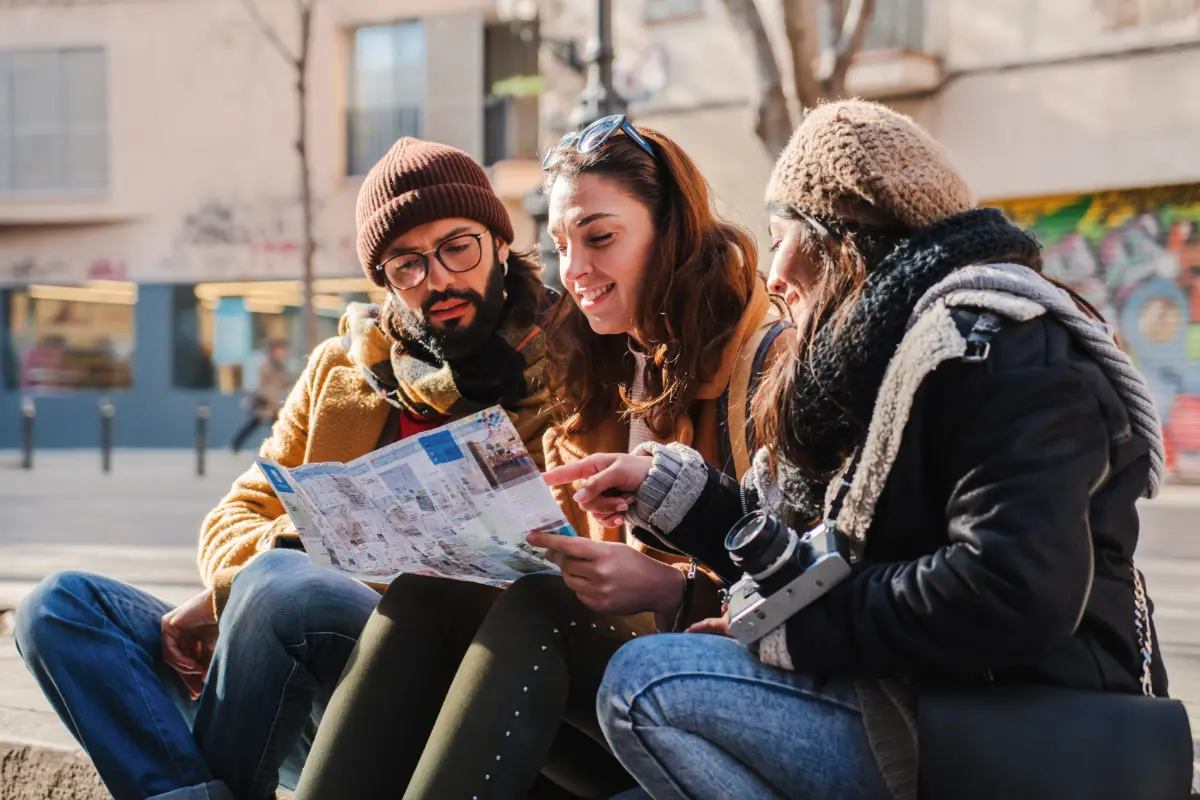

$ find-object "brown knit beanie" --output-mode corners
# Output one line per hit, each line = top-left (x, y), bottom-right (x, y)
(356, 137), (514, 285)
(764, 99), (973, 230)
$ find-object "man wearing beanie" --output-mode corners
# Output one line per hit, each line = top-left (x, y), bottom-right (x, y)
(15, 138), (557, 800)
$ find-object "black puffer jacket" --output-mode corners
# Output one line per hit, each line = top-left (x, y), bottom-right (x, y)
(658, 308), (1168, 696)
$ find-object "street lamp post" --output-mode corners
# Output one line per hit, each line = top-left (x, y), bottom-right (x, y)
(528, 0), (626, 293)
(571, 0), (626, 127)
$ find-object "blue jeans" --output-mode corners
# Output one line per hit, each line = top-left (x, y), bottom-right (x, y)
(596, 634), (892, 800)
(14, 549), (380, 800)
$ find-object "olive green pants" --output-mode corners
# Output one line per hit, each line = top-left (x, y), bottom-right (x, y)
(293, 572), (653, 799)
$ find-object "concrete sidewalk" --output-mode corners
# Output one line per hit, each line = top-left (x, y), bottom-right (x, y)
(1, 450), (1197, 796)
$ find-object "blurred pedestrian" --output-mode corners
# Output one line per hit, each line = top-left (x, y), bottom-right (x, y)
(231, 338), (290, 454)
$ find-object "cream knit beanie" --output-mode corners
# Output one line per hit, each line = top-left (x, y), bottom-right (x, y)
(765, 99), (974, 229)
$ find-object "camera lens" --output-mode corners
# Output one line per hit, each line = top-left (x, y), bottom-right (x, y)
(725, 511), (807, 596)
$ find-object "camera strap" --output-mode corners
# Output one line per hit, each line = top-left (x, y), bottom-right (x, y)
(826, 447), (864, 528)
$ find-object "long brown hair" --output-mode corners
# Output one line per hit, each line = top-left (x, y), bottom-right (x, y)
(753, 206), (905, 472)
(543, 125), (759, 436)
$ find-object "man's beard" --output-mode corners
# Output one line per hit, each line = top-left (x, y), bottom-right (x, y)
(392, 262), (507, 361)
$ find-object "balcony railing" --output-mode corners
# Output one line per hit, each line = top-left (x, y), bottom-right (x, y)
(347, 106), (421, 176)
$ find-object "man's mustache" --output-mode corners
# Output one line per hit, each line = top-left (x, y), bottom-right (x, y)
(422, 288), (482, 316)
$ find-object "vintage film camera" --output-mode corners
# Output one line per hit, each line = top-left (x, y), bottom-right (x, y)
(724, 511), (852, 646)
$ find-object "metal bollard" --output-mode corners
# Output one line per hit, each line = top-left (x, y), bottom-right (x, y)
(196, 404), (210, 477)
(99, 399), (115, 473)
(20, 397), (35, 470)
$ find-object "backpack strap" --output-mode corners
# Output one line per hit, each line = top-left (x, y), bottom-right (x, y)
(720, 313), (793, 480)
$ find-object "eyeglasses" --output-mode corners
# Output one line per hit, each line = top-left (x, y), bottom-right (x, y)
(541, 114), (655, 170)
(374, 231), (486, 291)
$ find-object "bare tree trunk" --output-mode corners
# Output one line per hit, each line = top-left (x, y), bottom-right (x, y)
(296, 1), (317, 357)
(824, 0), (876, 98)
(782, 0), (824, 110)
(239, 0), (319, 356)
(718, 0), (794, 155)
(721, 0), (879, 153)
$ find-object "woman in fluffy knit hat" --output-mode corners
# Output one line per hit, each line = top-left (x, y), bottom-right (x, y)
(548, 100), (1171, 799)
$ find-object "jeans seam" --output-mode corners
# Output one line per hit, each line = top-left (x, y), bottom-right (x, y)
(245, 632), (359, 795)
(248, 659), (303, 796)
(627, 670), (862, 716)
(295, 631), (361, 643)
(120, 635), (199, 789)
(618, 719), (694, 800)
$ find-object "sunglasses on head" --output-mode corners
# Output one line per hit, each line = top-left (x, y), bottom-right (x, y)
(541, 114), (656, 170)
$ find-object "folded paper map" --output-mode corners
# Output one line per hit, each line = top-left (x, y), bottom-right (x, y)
(257, 406), (574, 585)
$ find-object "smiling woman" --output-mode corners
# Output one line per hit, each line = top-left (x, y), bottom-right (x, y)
(542, 121), (764, 439)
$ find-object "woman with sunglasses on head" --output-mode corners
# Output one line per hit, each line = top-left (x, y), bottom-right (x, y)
(293, 117), (792, 800)
(551, 101), (1173, 800)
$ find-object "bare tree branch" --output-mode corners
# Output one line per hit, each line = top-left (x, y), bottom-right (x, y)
(237, 0), (318, 354)
(295, 0), (318, 354)
(833, 0), (874, 57)
(825, 0), (875, 96)
(781, 0), (823, 111)
(828, 0), (846, 25)
(240, 0), (300, 67)
(718, 0), (794, 155)
(720, 0), (878, 154)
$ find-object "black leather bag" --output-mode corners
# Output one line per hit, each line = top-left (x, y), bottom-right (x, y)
(919, 684), (1193, 799)
(918, 567), (1195, 800)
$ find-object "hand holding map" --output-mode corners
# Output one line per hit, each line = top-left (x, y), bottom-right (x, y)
(257, 406), (574, 585)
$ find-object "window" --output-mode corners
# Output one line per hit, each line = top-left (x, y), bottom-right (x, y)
(347, 21), (426, 176)
(172, 279), (387, 391)
(644, 0), (703, 23)
(862, 0), (926, 52)
(4, 282), (135, 391)
(0, 47), (108, 194)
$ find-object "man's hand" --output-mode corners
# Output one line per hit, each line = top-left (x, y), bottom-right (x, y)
(526, 532), (684, 618)
(161, 588), (219, 701)
(542, 453), (653, 528)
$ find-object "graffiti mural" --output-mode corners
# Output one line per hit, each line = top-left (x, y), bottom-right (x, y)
(997, 183), (1200, 479)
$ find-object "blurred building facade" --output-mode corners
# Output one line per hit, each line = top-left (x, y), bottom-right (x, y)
(4, 0), (1200, 466)
(535, 0), (1200, 480)
(0, 0), (540, 447)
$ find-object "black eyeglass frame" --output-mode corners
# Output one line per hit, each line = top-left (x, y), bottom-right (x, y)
(373, 231), (488, 291)
(541, 114), (656, 170)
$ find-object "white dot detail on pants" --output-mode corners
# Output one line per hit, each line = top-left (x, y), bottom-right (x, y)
(553, 628), (559, 634)
(570, 621), (576, 627)
(541, 645), (547, 650)
(496, 755), (502, 761)
(506, 731), (511, 737)
(523, 686), (528, 692)
(515, 710), (520, 717)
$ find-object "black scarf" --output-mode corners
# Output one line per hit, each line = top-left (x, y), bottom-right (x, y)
(774, 208), (1042, 522)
